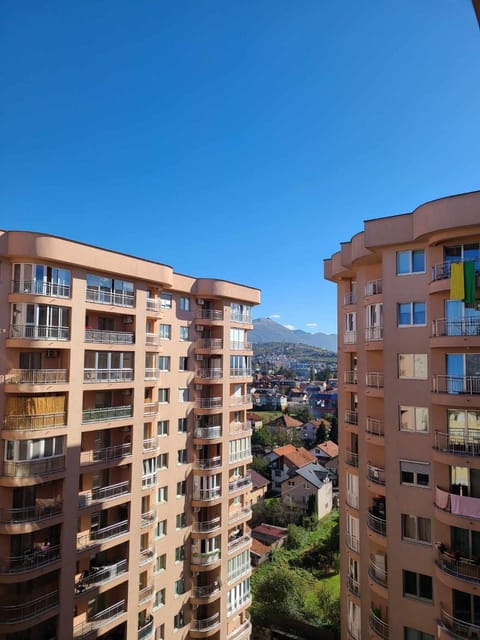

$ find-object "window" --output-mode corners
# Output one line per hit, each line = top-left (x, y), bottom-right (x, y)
(397, 250), (425, 274)
(160, 293), (172, 308)
(403, 570), (432, 601)
(179, 297), (190, 311)
(155, 554), (166, 573)
(86, 274), (134, 306)
(175, 545), (184, 562)
(13, 263), (71, 297)
(179, 325), (189, 341)
(174, 611), (185, 629)
(401, 514), (431, 543)
(158, 356), (170, 371)
(178, 387), (189, 403)
(398, 302), (426, 326)
(177, 449), (187, 464)
(176, 481), (186, 497)
(157, 486), (168, 503)
(159, 324), (171, 340)
(400, 461), (430, 487)
(5, 436), (64, 461)
(175, 578), (185, 595)
(179, 356), (188, 371)
(176, 513), (186, 529)
(177, 418), (187, 433)
(398, 354), (428, 379)
(155, 520), (167, 538)
(154, 588), (165, 608)
(157, 453), (168, 469)
(231, 302), (252, 323)
(157, 624), (165, 640)
(404, 629), (434, 640)
(157, 420), (169, 436)
(400, 406), (429, 432)
(158, 388), (170, 404)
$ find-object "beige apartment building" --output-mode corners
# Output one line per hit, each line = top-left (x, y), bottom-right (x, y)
(0, 230), (259, 640)
(324, 191), (480, 640)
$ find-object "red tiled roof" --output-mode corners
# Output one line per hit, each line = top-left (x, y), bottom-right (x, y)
(315, 441), (339, 458)
(273, 444), (316, 468)
(252, 523), (288, 540)
(248, 469), (269, 488)
(250, 538), (271, 557)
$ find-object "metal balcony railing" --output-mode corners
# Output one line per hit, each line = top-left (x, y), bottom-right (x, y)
(346, 532), (360, 553)
(9, 324), (69, 340)
(191, 612), (220, 631)
(146, 298), (163, 312)
(73, 600), (127, 638)
(86, 287), (134, 307)
(432, 259), (480, 281)
(140, 511), (156, 527)
(345, 450), (359, 467)
(365, 279), (382, 296)
(191, 581), (221, 598)
(76, 520), (129, 549)
(197, 397), (223, 409)
(344, 330), (357, 344)
(192, 517), (221, 533)
(0, 589), (58, 624)
(82, 405), (132, 423)
(347, 574), (360, 596)
(230, 341), (251, 350)
(368, 559), (388, 587)
(438, 550), (480, 583)
(79, 480), (130, 506)
(228, 477), (252, 493)
(191, 549), (221, 565)
(194, 457), (222, 470)
(12, 279), (71, 297)
(228, 507), (252, 525)
(343, 292), (357, 305)
(440, 604), (480, 639)
(433, 374), (480, 395)
(75, 559), (128, 592)
(195, 425), (222, 439)
(142, 437), (159, 452)
(138, 584), (154, 603)
(144, 368), (161, 380)
(228, 533), (252, 552)
(4, 411), (67, 430)
(367, 512), (386, 536)
(193, 487), (221, 501)
(346, 492), (359, 509)
(80, 442), (132, 465)
(2, 456), (65, 478)
(434, 430), (480, 456)
(369, 609), (389, 640)
(366, 417), (384, 437)
(230, 368), (253, 377)
(0, 500), (62, 524)
(229, 449), (252, 464)
(85, 329), (134, 344)
(7, 369), (69, 384)
(366, 372), (384, 388)
(227, 619), (252, 640)
(197, 309), (223, 321)
(196, 368), (223, 379)
(344, 370), (358, 384)
(139, 547), (155, 565)
(145, 332), (160, 345)
(0, 544), (60, 574)
(230, 421), (252, 434)
(84, 368), (134, 383)
(432, 317), (480, 337)
(367, 464), (386, 485)
(345, 409), (358, 425)
(138, 619), (154, 640)
(197, 338), (223, 349)
(365, 326), (383, 341)
(231, 312), (252, 324)
(229, 394), (252, 406)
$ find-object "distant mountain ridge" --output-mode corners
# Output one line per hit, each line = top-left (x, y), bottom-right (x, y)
(251, 318), (337, 351)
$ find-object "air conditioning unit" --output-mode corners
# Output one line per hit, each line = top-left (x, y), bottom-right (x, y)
(195, 384), (203, 390)
(46, 350), (59, 358)
(197, 299), (205, 305)
(195, 325), (204, 332)
(196, 355), (204, 361)
(123, 316), (134, 324)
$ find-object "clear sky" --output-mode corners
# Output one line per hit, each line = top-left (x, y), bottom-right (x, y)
(1, 1), (479, 335)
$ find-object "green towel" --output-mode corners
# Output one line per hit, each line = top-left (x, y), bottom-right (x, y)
(464, 260), (476, 306)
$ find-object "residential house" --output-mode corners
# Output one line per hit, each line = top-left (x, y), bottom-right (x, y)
(281, 462), (333, 519)
(247, 469), (269, 506)
(268, 444), (316, 491)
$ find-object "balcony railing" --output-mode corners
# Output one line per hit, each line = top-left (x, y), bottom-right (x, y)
(367, 464), (386, 485)
(82, 405), (132, 423)
(0, 544), (60, 574)
(435, 486), (480, 521)
(77, 520), (129, 549)
(365, 326), (383, 341)
(368, 559), (388, 587)
(146, 297), (164, 312)
(230, 341), (251, 350)
(75, 559), (128, 592)
(230, 394), (252, 406)
(229, 449), (252, 464)
(9, 324), (69, 340)
(198, 309), (223, 321)
(197, 397), (223, 409)
(227, 619), (252, 640)
(432, 259), (480, 281)
(347, 574), (360, 596)
(229, 477), (252, 493)
(432, 317), (480, 337)
(343, 292), (357, 305)
(196, 368), (223, 379)
(228, 506), (252, 525)
(433, 375), (480, 395)
(142, 474), (157, 489)
(12, 279), (71, 297)
(197, 338), (224, 349)
(143, 402), (159, 415)
(194, 457), (222, 471)
(138, 619), (154, 640)
(145, 332), (160, 346)
(85, 329), (134, 344)
(366, 372), (384, 388)
(191, 612), (220, 632)
(141, 511), (156, 527)
(144, 368), (161, 380)
(193, 487), (221, 501)
(7, 369), (69, 384)
(344, 370), (358, 384)
(4, 411), (66, 430)
(345, 450), (359, 467)
(2, 456), (65, 477)
(142, 437), (159, 453)
(0, 590), (59, 624)
(434, 430), (480, 456)
(195, 425), (222, 439)
(191, 549), (221, 565)
(231, 312), (252, 324)
(228, 533), (252, 552)
(346, 532), (360, 553)
(80, 442), (132, 465)
(73, 600), (127, 638)
(439, 605), (480, 640)
(344, 330), (357, 344)
(366, 417), (384, 437)
(191, 581), (221, 598)
(367, 511), (386, 536)
(79, 480), (130, 507)
(230, 368), (253, 378)
(438, 549), (480, 583)
(138, 584), (154, 603)
(86, 288), (134, 307)
(192, 516), (221, 533)
(369, 609), (389, 640)
(230, 421), (252, 434)
(365, 279), (382, 296)
(139, 547), (155, 565)
(0, 500), (62, 524)
(345, 409), (358, 425)
(84, 368), (134, 383)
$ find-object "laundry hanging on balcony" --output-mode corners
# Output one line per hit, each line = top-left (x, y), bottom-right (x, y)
(464, 260), (476, 305)
(450, 261), (476, 304)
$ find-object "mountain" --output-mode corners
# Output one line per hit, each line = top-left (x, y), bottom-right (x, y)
(251, 318), (337, 351)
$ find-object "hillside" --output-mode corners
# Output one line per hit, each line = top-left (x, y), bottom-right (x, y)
(252, 317), (337, 352)
(253, 342), (337, 366)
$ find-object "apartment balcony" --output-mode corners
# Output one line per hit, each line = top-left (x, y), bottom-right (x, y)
(345, 450), (359, 467)
(82, 405), (133, 423)
(0, 544), (60, 575)
(7, 369), (69, 385)
(191, 580), (221, 600)
(77, 520), (129, 549)
(142, 437), (159, 453)
(345, 532), (360, 553)
(343, 292), (357, 305)
(433, 375), (480, 395)
(366, 372), (384, 388)
(227, 619), (252, 640)
(0, 500), (63, 526)
(229, 449), (252, 464)
(228, 533), (251, 553)
(194, 457), (222, 471)
(344, 370), (358, 384)
(365, 326), (383, 341)
(79, 481), (130, 507)
(144, 368), (161, 381)
(196, 368), (223, 380)
(75, 559), (128, 593)
(9, 324), (69, 340)
(139, 547), (155, 566)
(2, 456), (65, 478)
(367, 511), (386, 536)
(194, 425), (222, 439)
(344, 330), (357, 345)
(365, 279), (382, 296)
(230, 421), (252, 435)
(432, 317), (480, 337)
(369, 609), (389, 640)
(145, 332), (160, 346)
(346, 491), (359, 510)
(231, 312), (252, 324)
(143, 402), (159, 416)
(0, 589), (59, 624)
(138, 584), (154, 604)
(4, 411), (67, 431)
(344, 409), (358, 426)
(434, 430), (480, 457)
(230, 341), (251, 351)
(85, 329), (134, 344)
(228, 477), (252, 494)
(192, 517), (221, 534)
(190, 612), (220, 633)
(347, 575), (360, 597)
(197, 309), (224, 321)
(140, 510), (156, 528)
(366, 417), (385, 437)
(138, 619), (154, 640)
(367, 464), (386, 486)
(432, 259), (480, 281)
(369, 559), (388, 588)
(228, 564), (251, 585)
(73, 599), (127, 638)
(86, 287), (134, 307)
(230, 395), (252, 409)
(12, 279), (71, 298)
(439, 605), (480, 640)
(193, 487), (222, 502)
(197, 338), (224, 350)
(435, 486), (480, 522)
(191, 549), (221, 566)
(146, 297), (164, 312)
(81, 443), (132, 466)
(228, 507), (252, 525)
(437, 548), (480, 583)
(142, 474), (157, 490)
(197, 397), (223, 410)
(84, 368), (134, 383)
(230, 368), (252, 378)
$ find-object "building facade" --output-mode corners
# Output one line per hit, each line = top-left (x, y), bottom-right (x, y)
(0, 230), (259, 640)
(324, 191), (480, 640)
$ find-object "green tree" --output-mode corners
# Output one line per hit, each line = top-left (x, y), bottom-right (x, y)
(285, 523), (304, 550)
(251, 567), (303, 627)
(295, 406), (313, 424)
(249, 456), (269, 474)
(315, 421), (327, 444)
(252, 426), (274, 448)
(316, 586), (340, 633)
(329, 415), (338, 444)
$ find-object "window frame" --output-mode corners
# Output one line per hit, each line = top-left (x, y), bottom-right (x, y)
(396, 250), (426, 275)
(401, 514), (432, 544)
(398, 302), (427, 327)
(399, 406), (429, 433)
(398, 354), (428, 380)
(403, 570), (433, 601)
(400, 460), (430, 488)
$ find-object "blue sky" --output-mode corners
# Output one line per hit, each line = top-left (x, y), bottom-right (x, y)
(1, 1), (479, 335)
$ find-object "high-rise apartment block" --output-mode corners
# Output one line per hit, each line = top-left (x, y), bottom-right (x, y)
(0, 230), (259, 640)
(324, 191), (480, 640)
